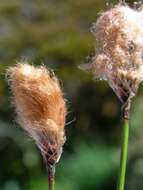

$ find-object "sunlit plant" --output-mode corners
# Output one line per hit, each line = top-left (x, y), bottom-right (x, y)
(84, 2), (143, 190)
(7, 63), (67, 190)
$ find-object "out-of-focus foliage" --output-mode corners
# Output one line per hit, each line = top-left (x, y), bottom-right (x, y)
(0, 0), (143, 190)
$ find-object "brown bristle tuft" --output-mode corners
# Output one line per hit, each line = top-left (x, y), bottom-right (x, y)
(7, 62), (67, 165)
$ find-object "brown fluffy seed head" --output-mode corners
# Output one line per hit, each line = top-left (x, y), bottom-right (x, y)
(7, 62), (67, 165)
(91, 5), (143, 102)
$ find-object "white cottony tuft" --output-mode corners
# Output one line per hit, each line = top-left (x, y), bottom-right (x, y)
(90, 4), (143, 103)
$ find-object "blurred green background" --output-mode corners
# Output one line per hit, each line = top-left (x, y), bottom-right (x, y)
(0, 0), (143, 189)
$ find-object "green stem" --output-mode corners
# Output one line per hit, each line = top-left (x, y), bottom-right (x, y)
(47, 164), (55, 190)
(48, 174), (55, 190)
(117, 119), (129, 190)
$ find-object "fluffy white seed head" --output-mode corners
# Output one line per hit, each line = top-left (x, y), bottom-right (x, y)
(91, 5), (143, 102)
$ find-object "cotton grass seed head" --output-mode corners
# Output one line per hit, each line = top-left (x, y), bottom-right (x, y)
(91, 4), (143, 103)
(7, 62), (67, 165)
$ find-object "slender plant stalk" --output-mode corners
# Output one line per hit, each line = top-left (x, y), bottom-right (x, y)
(48, 174), (55, 190)
(117, 118), (129, 190)
(46, 163), (56, 190)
